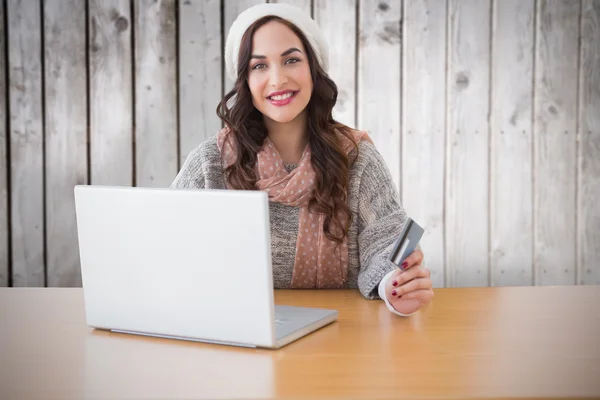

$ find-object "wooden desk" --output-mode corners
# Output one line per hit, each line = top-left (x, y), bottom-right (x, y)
(0, 286), (599, 400)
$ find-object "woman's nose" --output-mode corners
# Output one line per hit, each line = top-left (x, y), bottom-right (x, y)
(269, 66), (288, 87)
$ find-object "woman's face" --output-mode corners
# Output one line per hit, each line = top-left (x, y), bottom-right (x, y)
(247, 21), (313, 125)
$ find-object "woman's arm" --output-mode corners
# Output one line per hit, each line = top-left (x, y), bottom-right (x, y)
(355, 143), (420, 307)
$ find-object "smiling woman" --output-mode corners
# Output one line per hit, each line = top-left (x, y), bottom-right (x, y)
(250, 44), (308, 111)
(171, 3), (433, 317)
(248, 39), (311, 122)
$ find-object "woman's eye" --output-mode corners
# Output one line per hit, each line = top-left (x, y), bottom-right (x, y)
(251, 58), (300, 70)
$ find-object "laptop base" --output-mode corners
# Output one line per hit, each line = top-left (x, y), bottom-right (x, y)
(101, 305), (338, 349)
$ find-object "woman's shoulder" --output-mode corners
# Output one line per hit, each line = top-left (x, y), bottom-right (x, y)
(347, 129), (387, 173)
(346, 128), (399, 192)
(171, 131), (226, 189)
(184, 132), (223, 166)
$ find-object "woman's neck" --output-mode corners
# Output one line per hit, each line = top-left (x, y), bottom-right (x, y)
(263, 111), (309, 165)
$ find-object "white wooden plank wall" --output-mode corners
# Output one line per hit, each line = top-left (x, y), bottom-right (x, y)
(0, 0), (599, 288)
(314, 0), (356, 127)
(0, 0), (7, 287)
(446, 0), (491, 287)
(179, 0), (222, 164)
(490, 0), (535, 287)
(357, 0), (402, 192)
(534, 0), (580, 285)
(578, 1), (600, 285)
(89, 0), (133, 187)
(44, 0), (88, 287)
(7, 0), (45, 287)
(402, 0), (447, 288)
(134, 0), (178, 188)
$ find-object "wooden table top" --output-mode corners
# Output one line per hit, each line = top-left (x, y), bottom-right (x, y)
(0, 286), (599, 400)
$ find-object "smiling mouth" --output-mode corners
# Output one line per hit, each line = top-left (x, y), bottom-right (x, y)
(267, 91), (297, 101)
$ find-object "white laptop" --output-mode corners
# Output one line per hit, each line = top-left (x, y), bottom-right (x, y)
(73, 185), (338, 349)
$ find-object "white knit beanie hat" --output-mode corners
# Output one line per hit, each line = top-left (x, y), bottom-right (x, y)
(225, 3), (329, 82)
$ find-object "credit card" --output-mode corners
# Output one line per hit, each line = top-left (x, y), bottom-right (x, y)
(388, 217), (424, 266)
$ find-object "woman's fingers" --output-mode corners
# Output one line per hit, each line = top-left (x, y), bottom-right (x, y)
(386, 266), (430, 298)
(400, 248), (424, 270)
(391, 276), (432, 298)
(395, 289), (434, 302)
(392, 266), (430, 287)
(390, 265), (421, 288)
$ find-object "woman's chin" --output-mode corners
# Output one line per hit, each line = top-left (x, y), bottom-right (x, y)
(263, 109), (303, 124)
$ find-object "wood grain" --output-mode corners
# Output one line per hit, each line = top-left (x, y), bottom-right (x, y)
(402, 0), (447, 287)
(490, 0), (535, 287)
(134, 0), (178, 188)
(44, 0), (88, 287)
(534, 0), (579, 286)
(314, 0), (356, 127)
(89, 0), (133, 186)
(446, 0), (491, 287)
(1, 287), (599, 399)
(7, 0), (45, 287)
(578, 0), (600, 285)
(223, 0), (266, 92)
(357, 0), (401, 192)
(268, 0), (311, 16)
(0, 0), (7, 287)
(178, 0), (222, 166)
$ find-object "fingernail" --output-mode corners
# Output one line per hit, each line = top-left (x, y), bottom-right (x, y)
(392, 290), (397, 296)
(401, 261), (408, 269)
(392, 280), (398, 286)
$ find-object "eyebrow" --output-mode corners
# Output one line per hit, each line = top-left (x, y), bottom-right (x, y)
(250, 47), (302, 60)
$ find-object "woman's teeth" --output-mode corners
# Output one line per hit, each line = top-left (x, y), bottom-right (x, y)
(269, 92), (294, 100)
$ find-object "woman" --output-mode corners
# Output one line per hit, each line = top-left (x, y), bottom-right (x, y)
(171, 3), (433, 316)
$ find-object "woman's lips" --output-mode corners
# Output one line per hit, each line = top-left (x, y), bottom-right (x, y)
(267, 91), (298, 107)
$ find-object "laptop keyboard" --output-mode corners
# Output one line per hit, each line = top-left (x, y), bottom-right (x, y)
(274, 312), (295, 341)
(274, 314), (290, 326)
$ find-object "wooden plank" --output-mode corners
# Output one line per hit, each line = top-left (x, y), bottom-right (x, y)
(446, 0), (491, 287)
(7, 0), (45, 287)
(179, 0), (222, 166)
(268, 0), (311, 16)
(314, 0), (356, 126)
(490, 0), (535, 287)
(534, 0), (579, 285)
(578, 0), (600, 285)
(134, 0), (178, 187)
(223, 0), (266, 92)
(357, 0), (401, 192)
(89, 0), (133, 185)
(402, 0), (447, 288)
(44, 0), (88, 287)
(0, 0), (7, 287)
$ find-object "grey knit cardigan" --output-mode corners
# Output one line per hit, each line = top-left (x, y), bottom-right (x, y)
(170, 135), (410, 299)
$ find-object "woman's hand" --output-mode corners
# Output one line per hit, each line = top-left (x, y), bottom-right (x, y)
(384, 249), (434, 315)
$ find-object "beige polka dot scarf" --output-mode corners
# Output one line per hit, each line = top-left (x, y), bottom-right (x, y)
(216, 128), (373, 289)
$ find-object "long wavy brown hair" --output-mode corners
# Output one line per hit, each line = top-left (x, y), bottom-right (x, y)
(216, 15), (359, 246)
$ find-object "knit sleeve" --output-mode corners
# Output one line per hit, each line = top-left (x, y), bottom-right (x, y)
(170, 145), (207, 189)
(355, 143), (412, 300)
